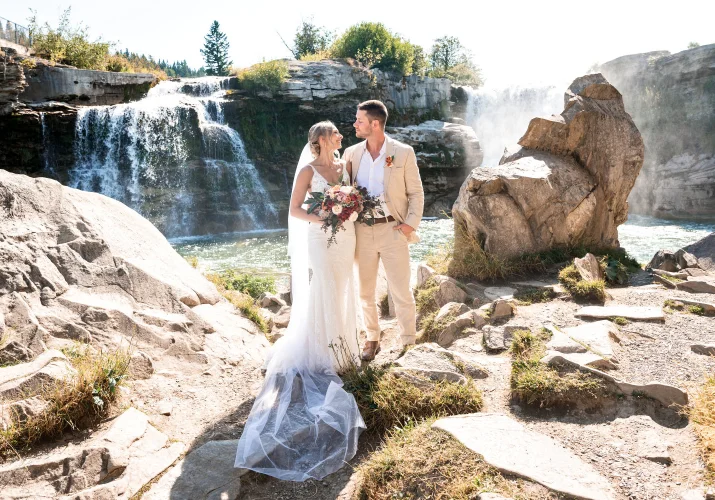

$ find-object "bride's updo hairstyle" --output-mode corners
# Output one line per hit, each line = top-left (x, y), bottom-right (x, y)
(308, 121), (337, 158)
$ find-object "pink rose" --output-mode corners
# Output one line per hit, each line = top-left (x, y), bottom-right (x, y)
(348, 211), (358, 222)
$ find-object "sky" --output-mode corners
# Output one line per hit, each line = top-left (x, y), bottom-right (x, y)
(4, 0), (714, 87)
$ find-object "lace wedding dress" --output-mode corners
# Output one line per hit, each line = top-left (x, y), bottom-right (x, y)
(235, 154), (364, 481)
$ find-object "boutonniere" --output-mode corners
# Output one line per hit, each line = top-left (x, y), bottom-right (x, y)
(385, 155), (395, 168)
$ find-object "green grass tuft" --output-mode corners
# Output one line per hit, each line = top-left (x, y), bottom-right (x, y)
(609, 316), (629, 326)
(379, 293), (390, 317)
(558, 265), (606, 303)
(513, 287), (557, 306)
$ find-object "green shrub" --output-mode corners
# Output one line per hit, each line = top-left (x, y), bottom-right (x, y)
(330, 22), (425, 75)
(234, 60), (290, 92)
(204, 272), (271, 333)
(211, 269), (276, 299)
(29, 8), (111, 70)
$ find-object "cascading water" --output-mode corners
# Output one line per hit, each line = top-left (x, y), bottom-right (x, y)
(71, 77), (277, 238)
(39, 112), (54, 175)
(464, 85), (565, 166)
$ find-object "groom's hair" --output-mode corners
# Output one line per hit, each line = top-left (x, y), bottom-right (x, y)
(358, 100), (388, 129)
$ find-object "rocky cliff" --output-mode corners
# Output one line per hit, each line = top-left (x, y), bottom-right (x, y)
(452, 74), (644, 258)
(1, 59), (466, 231)
(222, 59), (457, 217)
(598, 44), (715, 220)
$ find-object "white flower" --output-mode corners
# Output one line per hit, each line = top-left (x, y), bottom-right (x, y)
(348, 211), (358, 222)
(318, 210), (329, 218)
(339, 185), (352, 194)
(332, 205), (343, 215)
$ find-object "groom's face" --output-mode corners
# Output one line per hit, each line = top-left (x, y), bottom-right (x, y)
(354, 110), (375, 139)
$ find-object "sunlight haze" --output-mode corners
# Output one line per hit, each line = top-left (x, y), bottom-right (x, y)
(5, 0), (714, 87)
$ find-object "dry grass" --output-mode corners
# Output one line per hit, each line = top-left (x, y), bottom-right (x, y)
(414, 277), (440, 316)
(0, 346), (130, 458)
(688, 375), (715, 479)
(433, 220), (639, 284)
(509, 329), (610, 409)
(558, 265), (606, 303)
(513, 287), (558, 306)
(341, 364), (483, 434)
(356, 420), (525, 500)
(378, 293), (390, 317)
(184, 255), (199, 268)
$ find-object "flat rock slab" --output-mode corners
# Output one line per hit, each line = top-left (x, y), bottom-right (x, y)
(434, 413), (616, 500)
(0, 349), (77, 399)
(673, 297), (715, 315)
(394, 343), (488, 382)
(575, 305), (665, 322)
(692, 344), (715, 356)
(484, 287), (517, 301)
(562, 321), (619, 359)
(676, 277), (715, 294)
(144, 440), (243, 500)
(542, 351), (617, 370)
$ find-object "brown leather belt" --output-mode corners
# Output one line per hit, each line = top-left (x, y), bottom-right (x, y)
(372, 215), (396, 224)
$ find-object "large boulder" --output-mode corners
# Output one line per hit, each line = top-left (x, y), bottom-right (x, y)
(0, 170), (266, 368)
(452, 73), (644, 258)
(683, 233), (715, 272)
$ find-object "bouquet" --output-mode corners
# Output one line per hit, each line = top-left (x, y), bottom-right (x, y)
(305, 183), (380, 246)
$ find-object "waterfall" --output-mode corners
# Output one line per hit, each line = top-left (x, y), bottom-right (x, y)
(39, 112), (54, 174)
(70, 77), (277, 238)
(464, 85), (565, 167)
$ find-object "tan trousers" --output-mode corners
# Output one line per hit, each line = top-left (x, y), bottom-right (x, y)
(355, 221), (417, 345)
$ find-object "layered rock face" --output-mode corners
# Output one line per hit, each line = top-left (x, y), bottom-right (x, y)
(223, 59), (455, 217)
(0, 169), (266, 365)
(598, 44), (715, 220)
(452, 74), (644, 258)
(387, 120), (483, 215)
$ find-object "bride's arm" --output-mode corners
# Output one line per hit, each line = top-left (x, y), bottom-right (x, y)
(290, 166), (323, 224)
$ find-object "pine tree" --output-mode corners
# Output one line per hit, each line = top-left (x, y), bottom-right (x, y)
(201, 21), (232, 76)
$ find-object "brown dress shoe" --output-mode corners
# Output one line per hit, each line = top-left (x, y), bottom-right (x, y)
(361, 341), (381, 361)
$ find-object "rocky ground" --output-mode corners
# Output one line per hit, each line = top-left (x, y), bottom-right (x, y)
(217, 263), (715, 500)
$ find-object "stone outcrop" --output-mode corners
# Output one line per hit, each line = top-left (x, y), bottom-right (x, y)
(434, 413), (617, 500)
(0, 407), (185, 499)
(20, 60), (157, 106)
(684, 233), (715, 272)
(387, 120), (483, 215)
(223, 59), (455, 218)
(0, 48), (27, 115)
(0, 168), (267, 369)
(452, 73), (643, 258)
(598, 44), (715, 220)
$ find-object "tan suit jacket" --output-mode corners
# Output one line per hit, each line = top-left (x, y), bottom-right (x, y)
(343, 135), (424, 243)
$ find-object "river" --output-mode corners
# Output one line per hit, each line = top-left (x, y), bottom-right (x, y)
(171, 215), (715, 280)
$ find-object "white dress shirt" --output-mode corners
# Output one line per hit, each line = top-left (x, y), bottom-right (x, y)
(356, 139), (391, 217)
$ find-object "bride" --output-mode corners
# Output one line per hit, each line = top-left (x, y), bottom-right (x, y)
(234, 121), (365, 481)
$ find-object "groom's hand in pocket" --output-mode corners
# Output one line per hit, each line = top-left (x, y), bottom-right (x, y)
(393, 223), (414, 237)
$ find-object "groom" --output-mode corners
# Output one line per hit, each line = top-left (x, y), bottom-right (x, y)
(343, 100), (424, 361)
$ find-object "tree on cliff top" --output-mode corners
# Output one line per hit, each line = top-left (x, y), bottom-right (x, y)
(330, 22), (425, 76)
(428, 36), (483, 87)
(201, 21), (232, 76)
(280, 19), (333, 60)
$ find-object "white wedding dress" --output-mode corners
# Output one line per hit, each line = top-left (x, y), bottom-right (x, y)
(234, 149), (365, 481)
